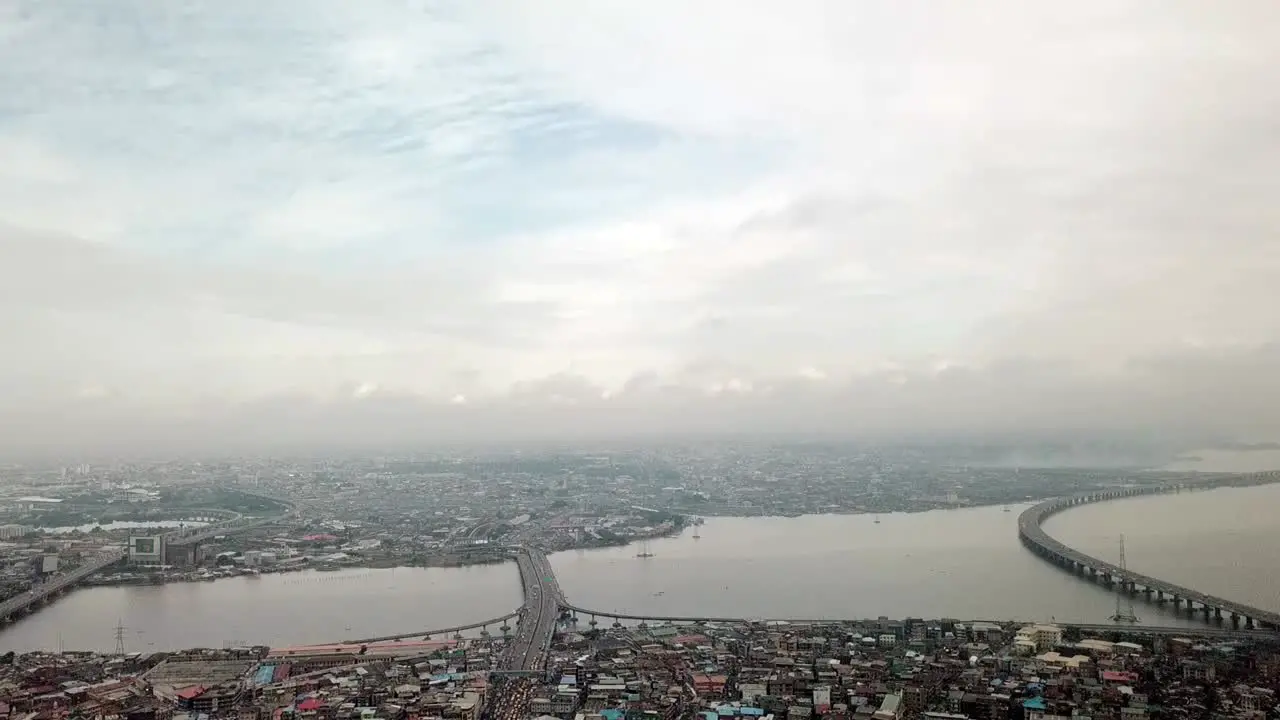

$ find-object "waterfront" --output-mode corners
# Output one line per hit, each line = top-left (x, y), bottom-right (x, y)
(5, 482), (1280, 651)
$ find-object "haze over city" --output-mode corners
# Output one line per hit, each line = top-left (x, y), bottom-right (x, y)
(3, 1), (1279, 455)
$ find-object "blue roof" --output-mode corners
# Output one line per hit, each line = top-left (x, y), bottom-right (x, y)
(1024, 697), (1046, 710)
(601, 710), (625, 720)
(253, 665), (276, 686)
(742, 710), (765, 717)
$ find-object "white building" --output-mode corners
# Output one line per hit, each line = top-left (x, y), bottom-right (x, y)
(0, 524), (32, 540)
(1015, 624), (1063, 652)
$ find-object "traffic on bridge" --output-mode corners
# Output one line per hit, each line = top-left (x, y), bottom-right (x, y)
(0, 548), (125, 624)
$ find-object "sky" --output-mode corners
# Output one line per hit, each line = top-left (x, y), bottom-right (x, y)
(2, 0), (1279, 456)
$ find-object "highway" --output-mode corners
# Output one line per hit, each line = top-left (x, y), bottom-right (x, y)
(483, 548), (562, 720)
(503, 547), (563, 672)
(1019, 482), (1280, 628)
(0, 548), (126, 620)
(1, 492), (296, 624)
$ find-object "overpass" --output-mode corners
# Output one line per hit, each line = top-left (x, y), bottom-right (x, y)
(499, 547), (564, 672)
(1018, 470), (1280, 629)
(165, 512), (289, 547)
(166, 491), (297, 548)
(0, 548), (126, 625)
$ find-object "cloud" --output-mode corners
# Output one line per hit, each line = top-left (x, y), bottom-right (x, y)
(1, 1), (1279, 455)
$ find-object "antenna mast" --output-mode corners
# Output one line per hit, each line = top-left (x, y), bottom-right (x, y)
(113, 619), (127, 655)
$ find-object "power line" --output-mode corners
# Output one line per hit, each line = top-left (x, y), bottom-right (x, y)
(1110, 535), (1139, 624)
(113, 619), (127, 655)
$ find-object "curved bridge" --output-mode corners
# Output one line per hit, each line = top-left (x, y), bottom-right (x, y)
(1018, 472), (1280, 629)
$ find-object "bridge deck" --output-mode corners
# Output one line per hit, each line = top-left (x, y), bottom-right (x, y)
(1018, 484), (1280, 627)
(343, 611), (519, 644)
(0, 549), (125, 618)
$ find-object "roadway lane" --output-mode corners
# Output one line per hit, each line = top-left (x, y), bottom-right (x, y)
(501, 547), (563, 672)
(0, 548), (125, 619)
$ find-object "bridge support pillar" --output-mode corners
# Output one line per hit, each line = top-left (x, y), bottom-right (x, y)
(1214, 608), (1222, 621)
(1246, 617), (1255, 629)
(1172, 596), (1181, 609)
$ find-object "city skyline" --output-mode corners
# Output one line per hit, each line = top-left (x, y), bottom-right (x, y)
(3, 1), (1280, 454)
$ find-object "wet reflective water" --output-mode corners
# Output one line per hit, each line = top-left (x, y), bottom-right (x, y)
(4, 481), (1278, 652)
(0, 564), (521, 653)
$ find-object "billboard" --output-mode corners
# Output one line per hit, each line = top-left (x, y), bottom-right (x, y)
(128, 535), (164, 563)
(41, 554), (59, 574)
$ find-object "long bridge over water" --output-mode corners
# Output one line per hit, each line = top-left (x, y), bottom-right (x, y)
(1017, 471), (1280, 629)
(518, 470), (1280, 649)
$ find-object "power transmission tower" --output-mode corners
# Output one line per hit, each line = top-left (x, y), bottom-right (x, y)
(1110, 535), (1139, 623)
(113, 619), (127, 655)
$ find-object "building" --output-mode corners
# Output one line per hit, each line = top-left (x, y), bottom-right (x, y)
(127, 535), (166, 566)
(874, 692), (903, 720)
(0, 524), (32, 540)
(1015, 624), (1062, 653)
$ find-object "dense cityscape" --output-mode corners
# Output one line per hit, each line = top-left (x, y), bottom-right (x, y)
(1, 445), (1278, 719)
(5, 1), (1279, 719)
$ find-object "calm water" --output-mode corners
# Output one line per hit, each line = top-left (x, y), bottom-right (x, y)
(0, 565), (521, 653)
(4, 482), (1279, 651)
(553, 506), (1184, 625)
(1045, 484), (1280, 614)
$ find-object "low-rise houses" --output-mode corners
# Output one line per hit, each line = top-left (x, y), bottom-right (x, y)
(2, 620), (1279, 720)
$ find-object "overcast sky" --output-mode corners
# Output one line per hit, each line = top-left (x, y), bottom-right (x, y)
(2, 1), (1279, 456)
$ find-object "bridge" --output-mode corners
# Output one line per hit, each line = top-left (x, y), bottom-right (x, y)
(0, 548), (126, 624)
(0, 491), (297, 627)
(1018, 471), (1280, 629)
(341, 611), (520, 644)
(500, 547), (564, 672)
(166, 512), (289, 547)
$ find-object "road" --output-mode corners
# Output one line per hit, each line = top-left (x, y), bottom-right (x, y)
(0, 548), (126, 620)
(483, 548), (562, 719)
(1019, 486), (1280, 627)
(503, 547), (563, 672)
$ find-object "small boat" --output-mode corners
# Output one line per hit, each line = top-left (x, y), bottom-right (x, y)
(873, 516), (881, 524)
